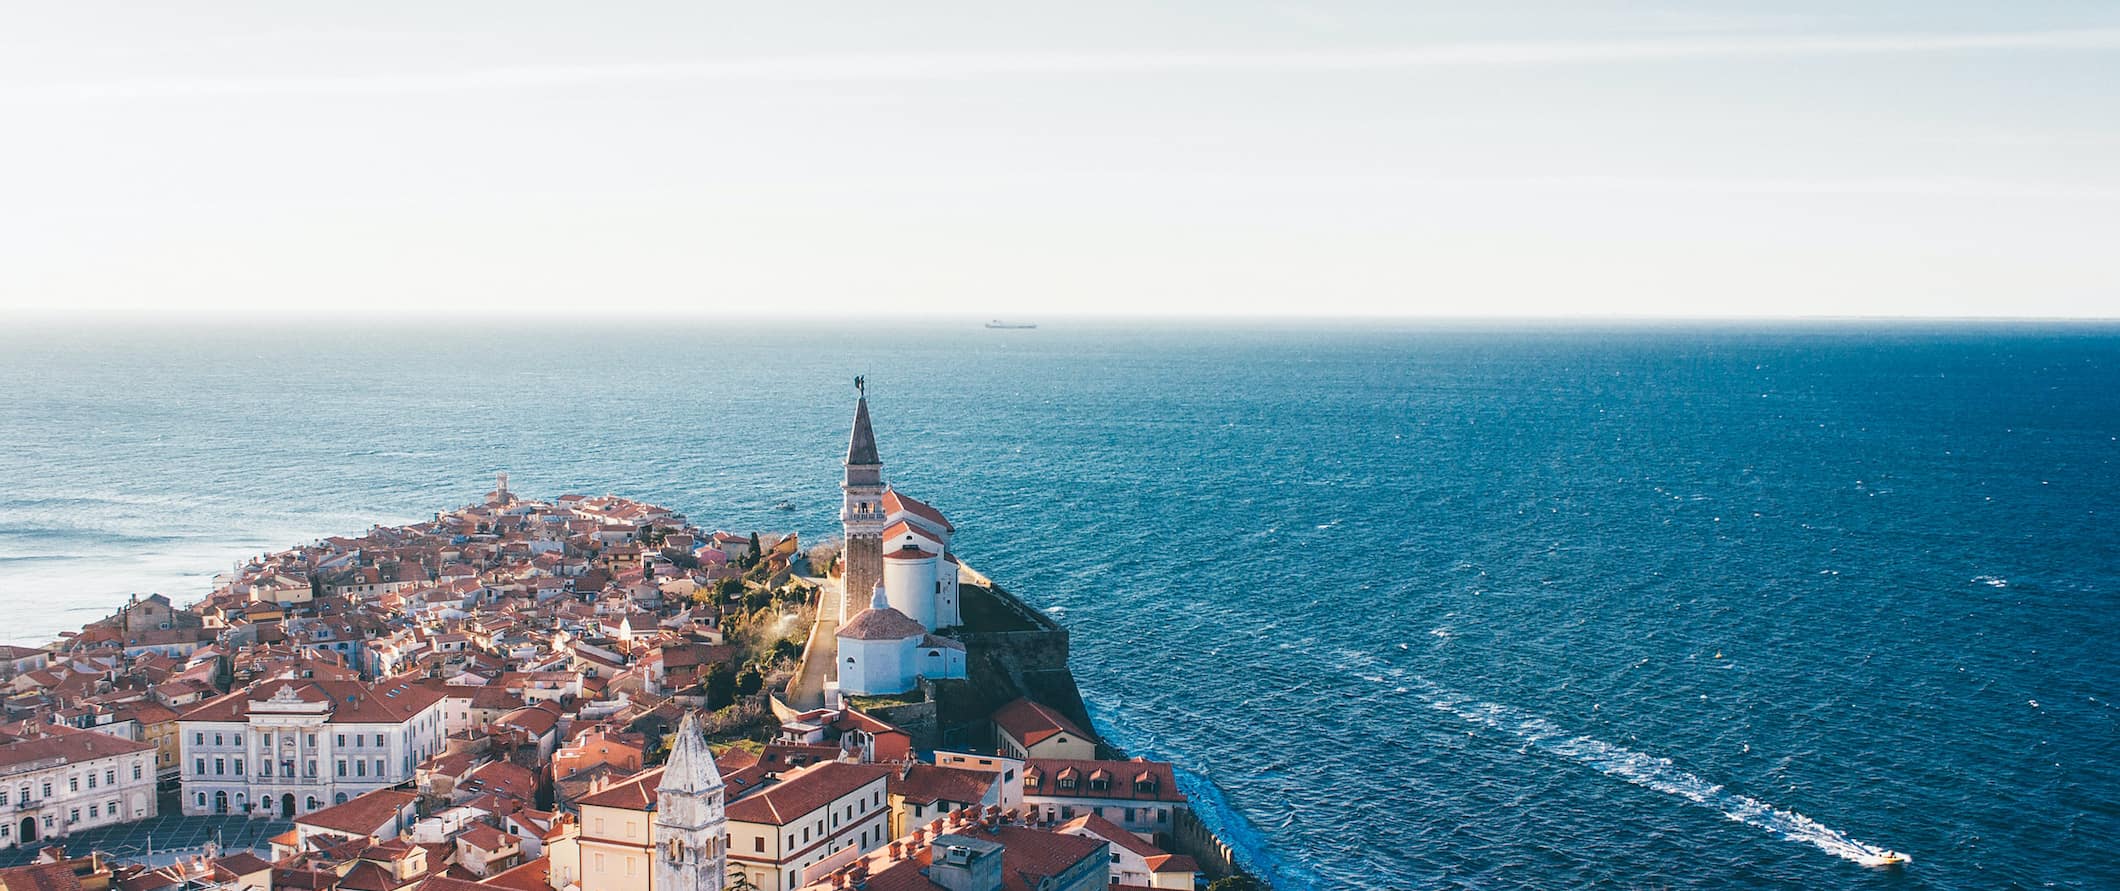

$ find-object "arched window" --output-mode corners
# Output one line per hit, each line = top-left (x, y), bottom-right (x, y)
(335, 793), (348, 805)
(845, 657), (855, 665)
(666, 838), (684, 862)
(306, 796), (319, 811)
(194, 792), (205, 809)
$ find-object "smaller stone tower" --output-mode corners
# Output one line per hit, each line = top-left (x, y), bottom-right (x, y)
(652, 711), (727, 891)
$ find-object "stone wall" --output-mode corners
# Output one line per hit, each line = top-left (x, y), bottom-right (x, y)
(1164, 809), (1251, 885)
(937, 575), (1095, 752)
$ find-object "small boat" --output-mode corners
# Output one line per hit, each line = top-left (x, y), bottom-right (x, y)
(1857, 849), (1911, 868)
(984, 320), (1037, 329)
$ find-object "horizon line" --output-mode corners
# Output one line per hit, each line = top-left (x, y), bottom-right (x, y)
(3, 309), (2116, 326)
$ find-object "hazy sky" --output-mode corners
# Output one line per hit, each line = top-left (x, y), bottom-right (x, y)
(3, 2), (2117, 319)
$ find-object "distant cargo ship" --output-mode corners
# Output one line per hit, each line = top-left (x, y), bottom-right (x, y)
(985, 320), (1038, 329)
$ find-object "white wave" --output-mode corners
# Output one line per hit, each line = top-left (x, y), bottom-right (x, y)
(1973, 575), (2009, 588)
(1416, 683), (1903, 868)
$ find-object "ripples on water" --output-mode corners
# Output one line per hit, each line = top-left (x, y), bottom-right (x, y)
(2, 321), (2115, 889)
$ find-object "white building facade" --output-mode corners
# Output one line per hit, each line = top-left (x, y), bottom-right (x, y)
(176, 678), (448, 818)
(0, 724), (158, 850)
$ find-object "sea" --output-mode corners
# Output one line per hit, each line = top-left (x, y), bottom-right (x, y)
(1, 320), (2114, 889)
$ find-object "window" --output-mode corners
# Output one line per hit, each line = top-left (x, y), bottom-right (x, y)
(336, 760), (346, 777)
(194, 733), (203, 745)
(214, 759), (224, 776)
(307, 760), (316, 777)
(374, 733), (384, 747)
(68, 808), (79, 824)
(233, 758), (243, 775)
(89, 805), (98, 819)
(307, 734), (317, 747)
(355, 760), (366, 777)
(104, 769), (114, 785)
(754, 837), (764, 853)
(374, 758), (384, 777)
(214, 733), (223, 746)
(69, 777), (79, 792)
(108, 800), (118, 818)
(195, 759), (205, 775)
(336, 734), (346, 747)
(132, 764), (142, 780)
(307, 796), (319, 811)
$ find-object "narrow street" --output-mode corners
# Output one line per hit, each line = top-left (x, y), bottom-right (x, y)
(784, 574), (840, 710)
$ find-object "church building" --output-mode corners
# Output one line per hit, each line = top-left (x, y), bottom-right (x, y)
(833, 381), (970, 697)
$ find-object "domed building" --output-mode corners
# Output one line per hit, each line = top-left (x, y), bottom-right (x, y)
(836, 584), (966, 696)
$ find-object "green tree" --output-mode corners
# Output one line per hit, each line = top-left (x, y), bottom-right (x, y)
(770, 637), (803, 665)
(1207, 875), (1263, 891)
(704, 663), (736, 710)
(735, 667), (763, 697)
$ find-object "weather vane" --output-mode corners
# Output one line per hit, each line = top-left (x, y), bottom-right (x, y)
(854, 375), (865, 396)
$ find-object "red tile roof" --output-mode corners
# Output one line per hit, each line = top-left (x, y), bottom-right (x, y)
(989, 698), (1092, 750)
(1022, 758), (1183, 803)
(295, 789), (418, 837)
(882, 490), (953, 533)
(725, 762), (890, 826)
(0, 864), (84, 891)
(480, 857), (550, 891)
(837, 607), (926, 641)
(179, 677), (448, 725)
(0, 722), (155, 770)
(890, 764), (1000, 807)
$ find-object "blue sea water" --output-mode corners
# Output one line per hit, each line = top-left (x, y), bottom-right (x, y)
(1, 320), (2115, 889)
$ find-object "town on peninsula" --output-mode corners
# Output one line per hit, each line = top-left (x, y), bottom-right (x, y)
(0, 388), (1256, 891)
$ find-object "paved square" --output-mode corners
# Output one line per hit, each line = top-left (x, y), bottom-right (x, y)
(0, 814), (292, 868)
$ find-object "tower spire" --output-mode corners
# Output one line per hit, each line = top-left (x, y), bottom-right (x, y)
(658, 710), (724, 797)
(847, 379), (880, 466)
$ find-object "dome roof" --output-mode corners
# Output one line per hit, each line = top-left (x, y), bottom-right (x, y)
(837, 606), (926, 641)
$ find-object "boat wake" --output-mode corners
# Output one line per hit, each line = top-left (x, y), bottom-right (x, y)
(1415, 682), (1906, 869)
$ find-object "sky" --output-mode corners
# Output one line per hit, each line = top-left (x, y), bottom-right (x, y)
(2, 2), (2116, 320)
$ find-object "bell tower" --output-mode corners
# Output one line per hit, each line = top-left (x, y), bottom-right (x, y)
(840, 377), (886, 622)
(652, 711), (726, 891)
